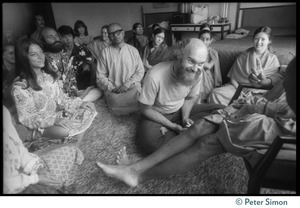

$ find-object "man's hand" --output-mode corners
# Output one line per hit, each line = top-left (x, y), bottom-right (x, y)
(117, 84), (129, 93)
(172, 123), (188, 133)
(182, 118), (194, 128)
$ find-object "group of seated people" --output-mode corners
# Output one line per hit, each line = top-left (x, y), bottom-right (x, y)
(3, 17), (296, 193)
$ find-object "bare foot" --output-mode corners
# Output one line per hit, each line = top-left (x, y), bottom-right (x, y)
(96, 162), (139, 187)
(116, 146), (130, 165)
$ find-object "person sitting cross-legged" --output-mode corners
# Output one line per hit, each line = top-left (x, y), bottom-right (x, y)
(136, 38), (224, 155)
(40, 26), (101, 102)
(96, 57), (296, 188)
(96, 23), (144, 116)
(57, 25), (102, 101)
(11, 38), (97, 150)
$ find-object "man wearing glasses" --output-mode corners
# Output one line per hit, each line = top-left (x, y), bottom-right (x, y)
(96, 23), (144, 116)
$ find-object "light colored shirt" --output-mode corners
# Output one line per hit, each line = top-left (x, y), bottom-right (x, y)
(97, 43), (144, 92)
(3, 106), (43, 194)
(139, 61), (200, 114)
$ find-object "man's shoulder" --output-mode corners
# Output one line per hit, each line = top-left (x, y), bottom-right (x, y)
(147, 61), (172, 77)
(124, 43), (139, 52)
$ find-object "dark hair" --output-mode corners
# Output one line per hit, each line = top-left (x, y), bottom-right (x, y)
(15, 38), (57, 91)
(152, 23), (160, 31)
(253, 26), (273, 51)
(33, 14), (44, 23)
(253, 26), (273, 40)
(74, 20), (88, 36)
(101, 25), (109, 31)
(132, 22), (142, 30)
(149, 27), (165, 48)
(58, 25), (74, 38)
(198, 23), (212, 39)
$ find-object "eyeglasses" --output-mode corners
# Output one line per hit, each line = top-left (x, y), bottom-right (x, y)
(136, 27), (143, 30)
(108, 29), (123, 37)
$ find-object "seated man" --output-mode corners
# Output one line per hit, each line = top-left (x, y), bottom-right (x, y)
(97, 23), (144, 116)
(96, 57), (296, 188)
(137, 38), (223, 154)
(40, 26), (101, 101)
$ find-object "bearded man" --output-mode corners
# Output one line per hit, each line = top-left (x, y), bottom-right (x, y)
(40, 27), (100, 101)
(137, 38), (224, 154)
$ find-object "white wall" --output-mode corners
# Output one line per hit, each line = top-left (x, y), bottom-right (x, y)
(52, 3), (179, 38)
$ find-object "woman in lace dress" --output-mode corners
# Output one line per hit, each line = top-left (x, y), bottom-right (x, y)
(11, 38), (97, 149)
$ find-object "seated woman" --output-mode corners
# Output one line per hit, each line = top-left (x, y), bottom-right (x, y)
(127, 22), (149, 56)
(3, 105), (84, 194)
(197, 23), (222, 103)
(87, 24), (111, 63)
(141, 27), (169, 73)
(11, 38), (97, 149)
(208, 26), (280, 106)
(96, 57), (296, 187)
(73, 20), (94, 46)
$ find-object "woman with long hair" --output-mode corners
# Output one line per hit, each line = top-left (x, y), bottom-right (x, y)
(73, 20), (94, 46)
(11, 38), (97, 150)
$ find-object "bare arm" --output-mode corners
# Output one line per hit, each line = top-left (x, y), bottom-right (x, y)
(230, 78), (239, 89)
(140, 103), (183, 132)
(181, 95), (198, 126)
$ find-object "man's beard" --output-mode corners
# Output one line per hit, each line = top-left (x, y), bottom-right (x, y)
(175, 66), (201, 87)
(43, 41), (64, 53)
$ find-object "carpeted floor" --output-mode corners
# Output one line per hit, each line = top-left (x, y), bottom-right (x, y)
(36, 99), (295, 194)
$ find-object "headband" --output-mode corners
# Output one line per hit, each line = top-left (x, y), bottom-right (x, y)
(201, 26), (211, 31)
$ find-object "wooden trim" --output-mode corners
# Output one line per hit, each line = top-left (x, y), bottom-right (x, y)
(239, 4), (295, 11)
(235, 2), (240, 29)
(236, 4), (295, 29)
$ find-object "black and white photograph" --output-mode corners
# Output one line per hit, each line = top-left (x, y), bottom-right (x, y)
(2, 2), (297, 201)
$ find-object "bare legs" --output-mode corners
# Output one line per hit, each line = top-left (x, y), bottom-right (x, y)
(43, 126), (69, 138)
(97, 118), (220, 187)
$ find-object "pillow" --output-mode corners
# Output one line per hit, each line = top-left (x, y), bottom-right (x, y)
(40, 146), (84, 187)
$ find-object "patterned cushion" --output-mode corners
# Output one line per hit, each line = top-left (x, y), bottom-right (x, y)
(40, 146), (84, 186)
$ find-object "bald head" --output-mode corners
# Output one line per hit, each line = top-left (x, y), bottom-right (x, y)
(173, 38), (208, 86)
(41, 27), (60, 44)
(183, 38), (208, 59)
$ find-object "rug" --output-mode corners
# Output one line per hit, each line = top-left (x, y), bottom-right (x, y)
(36, 98), (295, 194)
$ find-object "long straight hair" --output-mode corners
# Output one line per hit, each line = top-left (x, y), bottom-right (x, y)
(15, 38), (58, 91)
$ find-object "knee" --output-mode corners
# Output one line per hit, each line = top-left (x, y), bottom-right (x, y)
(190, 119), (217, 136)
